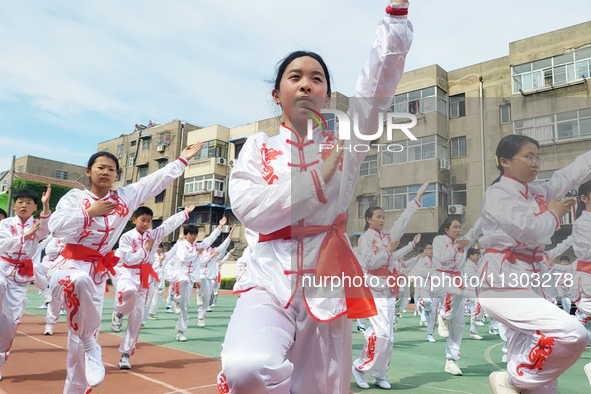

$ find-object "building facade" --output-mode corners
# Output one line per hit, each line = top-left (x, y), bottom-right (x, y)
(7, 156), (91, 189)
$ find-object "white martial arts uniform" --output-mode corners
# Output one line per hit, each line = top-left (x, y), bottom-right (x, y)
(352, 206), (418, 381)
(147, 251), (167, 317)
(463, 256), (483, 336)
(47, 156), (189, 394)
(432, 218), (481, 362)
(414, 255), (437, 334)
(41, 237), (67, 326)
(198, 234), (231, 320)
(218, 8), (413, 393)
(573, 211), (591, 355)
(170, 228), (221, 333)
(114, 210), (188, 356)
(0, 213), (51, 371)
(478, 162), (591, 392)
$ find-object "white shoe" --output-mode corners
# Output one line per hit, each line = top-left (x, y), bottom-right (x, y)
(206, 307), (212, 312)
(44, 324), (54, 335)
(444, 359), (462, 376)
(585, 363), (591, 387)
(111, 311), (123, 332)
(427, 334), (436, 343)
(165, 307), (174, 314)
(118, 353), (131, 369)
(414, 310), (418, 316)
(402, 309), (407, 313)
(38, 303), (48, 309)
(176, 331), (187, 342)
(148, 314), (158, 320)
(438, 314), (449, 338)
(502, 354), (507, 363)
(85, 344), (105, 387)
(173, 301), (181, 314)
(197, 318), (205, 327)
(352, 366), (369, 389)
(393, 324), (400, 330)
(470, 333), (483, 340)
(419, 320), (427, 327)
(374, 378), (391, 389)
(196, 293), (204, 306)
(210, 303), (216, 307)
(489, 371), (520, 393)
(489, 328), (499, 335)
(59, 308), (66, 315)
(474, 319), (485, 327)
(42, 289), (52, 304)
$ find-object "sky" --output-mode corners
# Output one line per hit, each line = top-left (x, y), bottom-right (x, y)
(1, 0), (590, 171)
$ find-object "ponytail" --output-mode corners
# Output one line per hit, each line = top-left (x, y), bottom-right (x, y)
(576, 180), (591, 219)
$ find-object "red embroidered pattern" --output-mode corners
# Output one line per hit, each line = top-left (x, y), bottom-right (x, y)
(114, 195), (129, 217)
(532, 193), (548, 217)
(10, 225), (16, 236)
(516, 330), (555, 376)
(82, 199), (91, 210)
(358, 331), (377, 369)
(317, 137), (343, 172)
(118, 290), (123, 306)
(217, 373), (230, 393)
(444, 293), (452, 314)
(371, 239), (380, 255)
(59, 275), (81, 331)
(261, 143), (283, 185)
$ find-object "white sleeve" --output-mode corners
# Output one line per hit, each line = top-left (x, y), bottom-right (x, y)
(388, 241), (415, 269)
(0, 219), (23, 252)
(573, 217), (591, 262)
(215, 235), (232, 257)
(151, 211), (189, 244)
(536, 149), (591, 201)
(546, 235), (573, 262)
(196, 226), (222, 250)
(432, 235), (458, 271)
(358, 232), (390, 271)
(49, 190), (89, 239)
(385, 198), (420, 242)
(117, 232), (147, 265)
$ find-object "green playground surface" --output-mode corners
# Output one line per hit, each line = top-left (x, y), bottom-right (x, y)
(24, 288), (591, 393)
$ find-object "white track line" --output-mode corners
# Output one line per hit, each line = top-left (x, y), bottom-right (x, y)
(18, 331), (193, 394)
(161, 383), (218, 394)
(396, 382), (477, 393)
(484, 341), (505, 371)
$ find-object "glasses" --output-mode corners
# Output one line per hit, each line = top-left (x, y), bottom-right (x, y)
(511, 156), (545, 167)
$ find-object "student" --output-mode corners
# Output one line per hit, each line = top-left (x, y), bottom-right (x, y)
(0, 208), (8, 221)
(432, 216), (481, 376)
(171, 220), (225, 341)
(217, 3), (413, 392)
(552, 254), (574, 312)
(414, 244), (439, 342)
(146, 244), (167, 320)
(463, 248), (484, 340)
(352, 198), (424, 389)
(39, 235), (67, 335)
(112, 205), (193, 369)
(572, 179), (591, 385)
(47, 145), (202, 393)
(211, 247), (234, 307)
(478, 134), (588, 393)
(0, 186), (51, 380)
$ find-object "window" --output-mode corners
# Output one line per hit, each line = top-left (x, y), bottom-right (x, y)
(55, 170), (68, 180)
(500, 104), (511, 124)
(393, 86), (447, 116)
(381, 184), (444, 211)
(452, 184), (467, 206)
(360, 155), (377, 176)
(17, 166), (23, 172)
(234, 143), (244, 159)
(142, 138), (151, 151)
(102, 147), (109, 153)
(117, 144), (124, 157)
(1, 180), (8, 192)
(512, 47), (591, 94)
(194, 140), (229, 160)
(126, 180), (132, 185)
(138, 166), (148, 178)
(449, 94), (465, 118)
(450, 137), (466, 158)
(381, 135), (447, 166)
(184, 174), (226, 194)
(358, 195), (377, 217)
(155, 190), (165, 203)
(128, 153), (135, 167)
(157, 159), (168, 169)
(156, 131), (171, 146)
(131, 140), (137, 147)
(514, 108), (591, 143)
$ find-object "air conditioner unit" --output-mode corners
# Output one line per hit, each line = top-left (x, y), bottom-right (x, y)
(439, 159), (451, 171)
(157, 145), (165, 152)
(213, 190), (225, 198)
(229, 159), (236, 167)
(448, 204), (464, 215)
(216, 157), (227, 165)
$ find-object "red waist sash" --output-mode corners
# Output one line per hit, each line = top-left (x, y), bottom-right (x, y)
(122, 263), (160, 289)
(1, 256), (33, 277)
(62, 244), (118, 276)
(485, 249), (545, 264)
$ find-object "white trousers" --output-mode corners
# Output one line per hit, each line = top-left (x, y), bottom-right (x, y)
(114, 277), (148, 355)
(198, 278), (215, 319)
(173, 275), (193, 332)
(148, 278), (165, 315)
(434, 282), (464, 361)
(218, 288), (352, 394)
(0, 274), (28, 367)
(480, 289), (587, 392)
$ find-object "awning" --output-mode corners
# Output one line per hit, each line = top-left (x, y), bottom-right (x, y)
(154, 156), (169, 161)
(135, 162), (149, 167)
(139, 134), (152, 139)
(229, 137), (247, 144)
(353, 232), (362, 236)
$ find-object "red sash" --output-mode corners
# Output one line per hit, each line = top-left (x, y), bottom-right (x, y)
(1, 256), (34, 277)
(367, 267), (399, 295)
(485, 249), (545, 264)
(122, 263), (160, 289)
(61, 244), (118, 276)
(577, 261), (591, 275)
(259, 213), (377, 319)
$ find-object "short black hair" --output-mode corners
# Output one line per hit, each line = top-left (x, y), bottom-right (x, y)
(133, 206), (153, 218)
(560, 256), (570, 263)
(184, 225), (199, 236)
(0, 208), (7, 218)
(14, 188), (39, 205)
(87, 151), (121, 173)
(467, 248), (480, 258)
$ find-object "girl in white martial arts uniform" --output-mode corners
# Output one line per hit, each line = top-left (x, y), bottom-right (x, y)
(0, 186), (51, 381)
(47, 146), (202, 393)
(432, 216), (481, 376)
(478, 134), (589, 393)
(41, 236), (67, 335)
(352, 199), (423, 389)
(463, 248), (484, 340)
(572, 179), (591, 386)
(217, 3), (413, 393)
(414, 244), (439, 341)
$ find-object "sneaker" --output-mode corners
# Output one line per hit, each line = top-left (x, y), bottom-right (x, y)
(42, 290), (52, 304)
(176, 331), (187, 342)
(197, 318), (205, 327)
(357, 326), (366, 333)
(419, 320), (427, 327)
(374, 378), (391, 389)
(165, 306), (174, 314)
(395, 311), (401, 317)
(402, 309), (407, 313)
(585, 363), (591, 387)
(140, 324), (145, 329)
(148, 314), (158, 320)
(211, 303), (216, 307)
(427, 334), (436, 343)
(414, 310), (418, 316)
(206, 307), (213, 312)
(393, 324), (400, 330)
(474, 319), (485, 327)
(352, 366), (369, 389)
(438, 314), (450, 338)
(44, 324), (54, 335)
(173, 301), (181, 314)
(196, 293), (204, 306)
(59, 308), (66, 315)
(84, 344), (105, 387)
(470, 333), (483, 340)
(444, 359), (462, 376)
(38, 303), (48, 309)
(118, 353), (131, 369)
(488, 328), (499, 335)
(488, 371), (520, 393)
(111, 311), (123, 333)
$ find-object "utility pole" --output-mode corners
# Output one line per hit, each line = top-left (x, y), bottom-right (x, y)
(7, 155), (15, 217)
